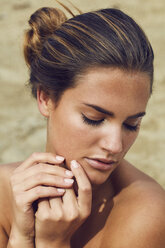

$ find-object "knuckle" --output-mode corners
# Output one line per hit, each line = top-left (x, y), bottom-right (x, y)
(12, 185), (18, 194)
(80, 211), (90, 220)
(67, 212), (79, 221)
(10, 174), (16, 186)
(36, 173), (44, 182)
(64, 207), (79, 221)
(81, 185), (91, 194)
(31, 152), (40, 160)
(54, 210), (64, 221)
(37, 211), (50, 222)
(15, 194), (24, 208)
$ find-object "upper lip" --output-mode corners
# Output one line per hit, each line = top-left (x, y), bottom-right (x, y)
(86, 157), (117, 164)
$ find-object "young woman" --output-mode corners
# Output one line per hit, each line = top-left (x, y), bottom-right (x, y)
(0, 5), (165, 248)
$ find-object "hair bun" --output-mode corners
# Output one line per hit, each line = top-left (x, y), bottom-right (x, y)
(24, 7), (67, 66)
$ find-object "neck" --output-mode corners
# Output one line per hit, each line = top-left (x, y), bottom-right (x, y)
(91, 177), (115, 211)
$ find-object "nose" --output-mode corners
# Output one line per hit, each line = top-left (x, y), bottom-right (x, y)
(99, 125), (123, 155)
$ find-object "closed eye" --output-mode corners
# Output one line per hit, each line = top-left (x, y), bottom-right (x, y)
(123, 123), (139, 132)
(82, 113), (140, 132)
(81, 113), (104, 127)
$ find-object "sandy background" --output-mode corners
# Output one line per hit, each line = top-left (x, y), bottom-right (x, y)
(0, 0), (164, 188)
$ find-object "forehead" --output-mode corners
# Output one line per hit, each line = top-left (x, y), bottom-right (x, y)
(76, 66), (150, 95)
(60, 67), (150, 116)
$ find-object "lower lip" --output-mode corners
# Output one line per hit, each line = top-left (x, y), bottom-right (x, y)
(84, 158), (115, 171)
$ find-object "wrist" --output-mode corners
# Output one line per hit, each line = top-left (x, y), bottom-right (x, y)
(8, 225), (34, 248)
(36, 239), (70, 248)
(8, 239), (34, 248)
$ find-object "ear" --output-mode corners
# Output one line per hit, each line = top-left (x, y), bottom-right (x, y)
(37, 88), (52, 117)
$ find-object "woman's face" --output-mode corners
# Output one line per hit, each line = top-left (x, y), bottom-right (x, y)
(43, 67), (150, 185)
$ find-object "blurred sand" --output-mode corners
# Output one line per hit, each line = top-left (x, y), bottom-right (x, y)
(0, 0), (165, 188)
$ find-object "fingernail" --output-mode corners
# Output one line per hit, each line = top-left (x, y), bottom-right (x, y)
(71, 160), (80, 169)
(57, 188), (65, 193)
(65, 170), (73, 177)
(56, 155), (64, 162)
(64, 178), (74, 185)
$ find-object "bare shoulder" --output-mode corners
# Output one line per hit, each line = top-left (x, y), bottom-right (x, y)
(0, 161), (22, 210)
(0, 161), (21, 177)
(103, 160), (165, 248)
(0, 163), (21, 224)
(112, 159), (165, 200)
(0, 161), (22, 196)
(0, 162), (21, 246)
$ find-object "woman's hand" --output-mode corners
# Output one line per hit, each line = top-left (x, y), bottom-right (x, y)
(9, 152), (74, 246)
(35, 160), (92, 248)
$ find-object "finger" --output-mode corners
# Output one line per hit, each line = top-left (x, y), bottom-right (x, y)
(71, 160), (92, 215)
(14, 163), (73, 184)
(38, 198), (50, 210)
(35, 198), (50, 218)
(49, 196), (63, 210)
(22, 186), (65, 206)
(27, 163), (73, 178)
(62, 188), (78, 217)
(14, 186), (65, 212)
(15, 152), (65, 172)
(49, 197), (64, 221)
(62, 188), (77, 205)
(15, 174), (74, 191)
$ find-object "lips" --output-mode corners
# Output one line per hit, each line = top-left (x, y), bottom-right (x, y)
(84, 157), (116, 171)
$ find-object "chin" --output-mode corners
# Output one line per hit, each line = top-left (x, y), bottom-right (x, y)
(79, 162), (113, 186)
(88, 171), (112, 186)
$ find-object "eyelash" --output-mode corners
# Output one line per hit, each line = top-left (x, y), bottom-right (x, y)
(81, 114), (139, 132)
(82, 114), (105, 127)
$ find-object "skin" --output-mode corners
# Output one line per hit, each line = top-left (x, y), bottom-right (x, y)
(42, 67), (150, 184)
(0, 67), (165, 248)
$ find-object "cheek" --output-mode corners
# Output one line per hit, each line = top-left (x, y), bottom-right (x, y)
(49, 113), (94, 158)
(123, 131), (139, 153)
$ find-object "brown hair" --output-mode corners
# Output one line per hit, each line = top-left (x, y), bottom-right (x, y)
(24, 5), (154, 104)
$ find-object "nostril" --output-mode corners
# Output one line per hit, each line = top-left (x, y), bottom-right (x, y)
(101, 140), (123, 154)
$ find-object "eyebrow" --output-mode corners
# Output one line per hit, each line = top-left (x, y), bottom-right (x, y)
(82, 103), (146, 119)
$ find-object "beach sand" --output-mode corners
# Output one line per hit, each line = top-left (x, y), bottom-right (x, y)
(0, 0), (165, 188)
